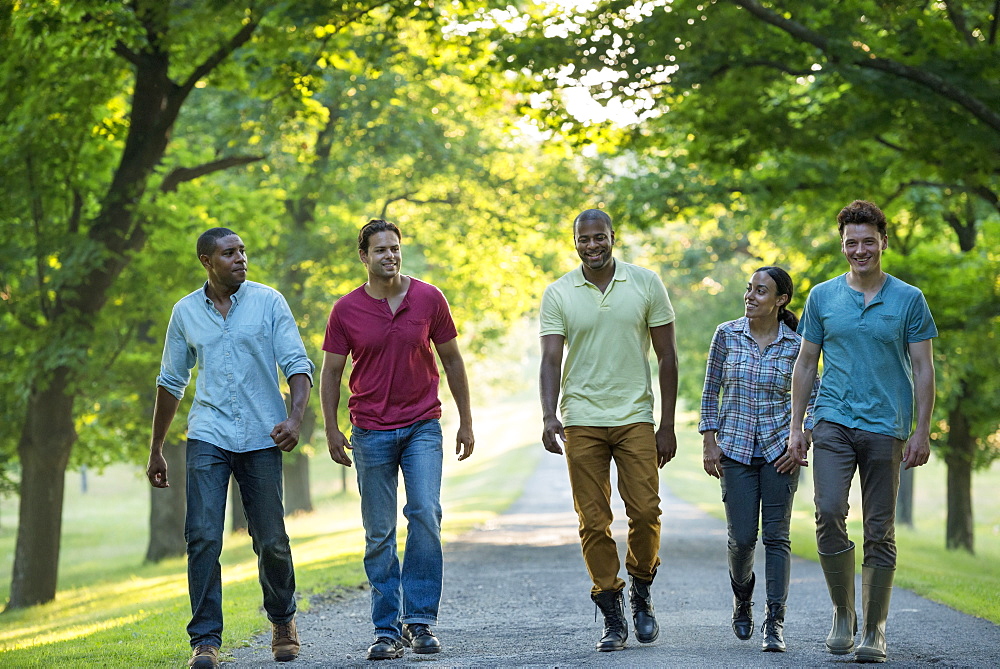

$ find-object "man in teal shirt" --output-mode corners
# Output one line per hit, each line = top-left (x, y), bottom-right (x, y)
(539, 208), (678, 652)
(788, 200), (937, 663)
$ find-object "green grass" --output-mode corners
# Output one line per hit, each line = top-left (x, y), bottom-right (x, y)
(666, 409), (1000, 623)
(0, 396), (543, 667)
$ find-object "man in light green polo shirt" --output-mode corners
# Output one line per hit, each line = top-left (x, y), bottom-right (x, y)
(539, 208), (678, 653)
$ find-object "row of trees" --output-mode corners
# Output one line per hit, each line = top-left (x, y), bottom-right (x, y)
(3, 0), (997, 612)
(0, 1), (588, 610)
(496, 0), (1000, 551)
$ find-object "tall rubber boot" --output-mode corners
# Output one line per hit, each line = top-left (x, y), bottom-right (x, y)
(855, 565), (894, 663)
(628, 575), (659, 643)
(818, 544), (857, 654)
(591, 589), (628, 652)
(730, 572), (755, 640)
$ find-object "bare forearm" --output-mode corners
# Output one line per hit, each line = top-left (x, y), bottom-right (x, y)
(150, 386), (181, 452)
(443, 359), (473, 425)
(286, 373), (311, 424)
(658, 356), (678, 427)
(539, 361), (562, 420)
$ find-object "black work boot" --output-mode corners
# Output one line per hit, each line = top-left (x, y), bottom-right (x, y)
(731, 572), (755, 640)
(591, 589), (629, 652)
(628, 575), (659, 643)
(761, 602), (786, 652)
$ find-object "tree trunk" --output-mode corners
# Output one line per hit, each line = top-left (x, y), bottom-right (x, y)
(145, 439), (188, 563)
(896, 465), (914, 527)
(283, 404), (317, 515)
(7, 370), (75, 610)
(945, 401), (975, 553)
(230, 476), (248, 533)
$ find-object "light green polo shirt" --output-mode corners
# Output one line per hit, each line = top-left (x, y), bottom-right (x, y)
(540, 260), (675, 427)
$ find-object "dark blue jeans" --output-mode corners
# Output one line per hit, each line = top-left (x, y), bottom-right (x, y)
(720, 455), (798, 605)
(350, 419), (444, 640)
(185, 439), (296, 648)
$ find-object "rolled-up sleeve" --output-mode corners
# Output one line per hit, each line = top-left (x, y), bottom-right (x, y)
(156, 307), (195, 400)
(271, 293), (315, 384)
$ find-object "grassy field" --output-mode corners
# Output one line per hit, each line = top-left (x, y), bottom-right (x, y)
(0, 393), (997, 666)
(665, 407), (1000, 623)
(0, 395), (544, 667)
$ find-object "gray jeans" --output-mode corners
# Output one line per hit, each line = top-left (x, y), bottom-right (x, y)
(720, 455), (799, 605)
(812, 420), (904, 569)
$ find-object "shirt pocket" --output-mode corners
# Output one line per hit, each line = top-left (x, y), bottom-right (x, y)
(870, 314), (902, 343)
(236, 323), (268, 354)
(405, 318), (430, 348)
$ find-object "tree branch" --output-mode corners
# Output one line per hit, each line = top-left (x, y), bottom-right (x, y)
(113, 41), (141, 66)
(710, 60), (816, 79)
(727, 0), (1000, 134)
(380, 194), (457, 219)
(991, 0), (1000, 45)
(874, 135), (908, 153)
(943, 1), (976, 46)
(160, 155), (266, 193)
(178, 19), (259, 98)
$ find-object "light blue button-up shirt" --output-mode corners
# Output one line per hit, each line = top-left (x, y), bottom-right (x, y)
(156, 280), (315, 452)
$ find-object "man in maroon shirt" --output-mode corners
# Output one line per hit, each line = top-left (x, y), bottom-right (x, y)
(320, 219), (475, 661)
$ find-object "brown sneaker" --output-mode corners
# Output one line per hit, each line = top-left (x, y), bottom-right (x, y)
(272, 617), (300, 662)
(189, 645), (220, 668)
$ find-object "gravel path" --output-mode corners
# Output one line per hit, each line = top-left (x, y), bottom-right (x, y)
(230, 452), (1000, 667)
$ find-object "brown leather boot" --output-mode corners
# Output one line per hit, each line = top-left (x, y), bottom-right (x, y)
(271, 617), (300, 662)
(188, 645), (219, 668)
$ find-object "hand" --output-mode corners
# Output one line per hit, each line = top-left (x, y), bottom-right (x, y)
(326, 429), (353, 467)
(702, 432), (722, 478)
(146, 450), (169, 488)
(456, 423), (475, 461)
(656, 424), (677, 468)
(542, 416), (566, 455)
(775, 429), (809, 475)
(903, 427), (931, 469)
(270, 419), (301, 452)
(786, 428), (810, 467)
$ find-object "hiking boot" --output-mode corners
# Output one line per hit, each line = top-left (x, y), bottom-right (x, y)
(731, 572), (755, 640)
(271, 617), (300, 662)
(403, 623), (442, 654)
(761, 602), (786, 652)
(188, 645), (220, 669)
(628, 575), (659, 643)
(367, 636), (405, 660)
(591, 589), (629, 651)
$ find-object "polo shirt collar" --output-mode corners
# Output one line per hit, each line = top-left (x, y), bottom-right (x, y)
(572, 260), (626, 287)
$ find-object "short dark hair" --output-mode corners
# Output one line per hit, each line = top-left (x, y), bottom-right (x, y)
(837, 200), (887, 238)
(197, 227), (237, 258)
(358, 219), (401, 253)
(754, 265), (800, 331)
(573, 208), (613, 236)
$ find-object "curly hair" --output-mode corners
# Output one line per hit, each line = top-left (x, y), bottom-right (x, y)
(837, 200), (887, 238)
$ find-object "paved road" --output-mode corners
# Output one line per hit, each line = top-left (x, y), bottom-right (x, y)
(230, 452), (1000, 667)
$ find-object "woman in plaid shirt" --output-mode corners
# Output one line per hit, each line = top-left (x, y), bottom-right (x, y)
(699, 266), (818, 654)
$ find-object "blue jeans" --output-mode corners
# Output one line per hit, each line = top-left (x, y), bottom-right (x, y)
(720, 455), (798, 605)
(351, 419), (444, 640)
(185, 439), (296, 648)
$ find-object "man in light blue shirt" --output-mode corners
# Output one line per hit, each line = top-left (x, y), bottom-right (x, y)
(788, 201), (936, 663)
(147, 227), (314, 669)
